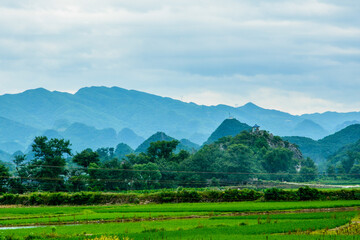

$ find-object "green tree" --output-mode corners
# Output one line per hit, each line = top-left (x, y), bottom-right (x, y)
(220, 144), (254, 183)
(73, 149), (100, 169)
(336, 164), (346, 179)
(147, 140), (179, 161)
(298, 167), (317, 182)
(341, 151), (360, 173)
(133, 162), (162, 189)
(349, 164), (360, 179)
(9, 154), (29, 193)
(262, 148), (294, 173)
(326, 165), (336, 179)
(0, 163), (10, 193)
(298, 158), (318, 182)
(29, 136), (71, 192)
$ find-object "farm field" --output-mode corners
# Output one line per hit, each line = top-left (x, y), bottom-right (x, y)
(1, 200), (360, 239)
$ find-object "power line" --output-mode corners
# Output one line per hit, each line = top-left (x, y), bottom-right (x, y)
(4, 164), (330, 175)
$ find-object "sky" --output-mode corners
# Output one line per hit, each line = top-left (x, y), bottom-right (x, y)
(0, 0), (359, 115)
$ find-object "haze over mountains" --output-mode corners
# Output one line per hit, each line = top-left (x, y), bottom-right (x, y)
(1, 86), (360, 156)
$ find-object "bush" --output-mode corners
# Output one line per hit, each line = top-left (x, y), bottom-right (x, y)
(2, 188), (360, 205)
(264, 188), (298, 201)
(297, 186), (320, 201)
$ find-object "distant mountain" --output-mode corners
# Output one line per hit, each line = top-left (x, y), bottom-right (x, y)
(0, 116), (39, 147)
(205, 118), (252, 144)
(284, 124), (360, 166)
(62, 123), (118, 152)
(42, 129), (64, 140)
(1, 86), (360, 154)
(289, 119), (328, 140)
(135, 132), (199, 153)
(0, 149), (11, 162)
(0, 142), (25, 155)
(335, 121), (360, 133)
(302, 112), (360, 133)
(117, 128), (144, 149)
(179, 139), (200, 153)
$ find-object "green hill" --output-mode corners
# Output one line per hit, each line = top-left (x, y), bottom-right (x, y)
(205, 118), (252, 144)
(327, 139), (360, 167)
(283, 124), (360, 166)
(183, 130), (311, 182)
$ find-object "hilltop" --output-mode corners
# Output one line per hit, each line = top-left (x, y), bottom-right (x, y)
(204, 118), (252, 144)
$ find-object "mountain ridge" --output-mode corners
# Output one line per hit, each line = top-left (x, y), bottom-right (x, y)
(1, 86), (360, 155)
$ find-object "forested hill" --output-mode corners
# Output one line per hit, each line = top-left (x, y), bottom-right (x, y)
(1, 86), (360, 155)
(204, 118), (252, 144)
(182, 130), (316, 183)
(283, 124), (360, 166)
(327, 139), (360, 171)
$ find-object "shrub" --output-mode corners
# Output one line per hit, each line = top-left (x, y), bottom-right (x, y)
(297, 186), (320, 201)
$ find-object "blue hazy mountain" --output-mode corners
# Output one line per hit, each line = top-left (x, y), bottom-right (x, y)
(117, 128), (145, 149)
(289, 119), (329, 140)
(0, 149), (11, 163)
(1, 86), (360, 154)
(0, 116), (39, 153)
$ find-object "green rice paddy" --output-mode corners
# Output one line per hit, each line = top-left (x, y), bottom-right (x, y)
(0, 200), (359, 239)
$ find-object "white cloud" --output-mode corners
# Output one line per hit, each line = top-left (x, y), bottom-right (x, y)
(0, 0), (359, 114)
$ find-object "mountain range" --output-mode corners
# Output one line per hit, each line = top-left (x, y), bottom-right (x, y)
(1, 86), (360, 156)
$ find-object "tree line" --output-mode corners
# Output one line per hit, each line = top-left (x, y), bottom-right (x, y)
(0, 131), (322, 193)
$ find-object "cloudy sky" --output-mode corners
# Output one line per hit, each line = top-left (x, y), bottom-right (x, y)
(0, 0), (359, 114)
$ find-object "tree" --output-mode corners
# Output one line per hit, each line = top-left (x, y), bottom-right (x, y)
(336, 164), (346, 179)
(298, 158), (318, 182)
(327, 165), (336, 179)
(262, 148), (294, 173)
(96, 147), (114, 161)
(73, 149), (100, 169)
(341, 151), (360, 173)
(147, 140), (179, 161)
(220, 144), (254, 183)
(349, 164), (360, 179)
(29, 136), (71, 192)
(0, 163), (10, 193)
(298, 167), (317, 182)
(133, 162), (162, 189)
(9, 154), (29, 193)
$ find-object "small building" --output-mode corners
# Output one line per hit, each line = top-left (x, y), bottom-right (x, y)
(252, 124), (260, 132)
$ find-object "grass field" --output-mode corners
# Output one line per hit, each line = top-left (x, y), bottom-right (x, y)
(1, 200), (360, 239)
